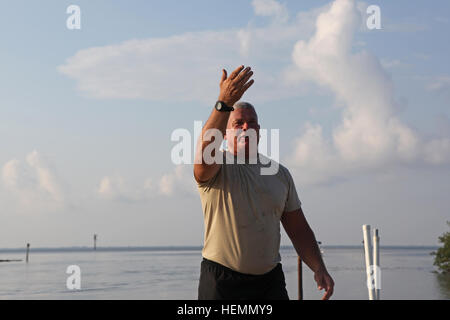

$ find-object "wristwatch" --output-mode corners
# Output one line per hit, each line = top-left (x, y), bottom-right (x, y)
(215, 101), (234, 112)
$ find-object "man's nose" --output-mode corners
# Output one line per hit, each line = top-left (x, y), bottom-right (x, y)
(242, 122), (249, 131)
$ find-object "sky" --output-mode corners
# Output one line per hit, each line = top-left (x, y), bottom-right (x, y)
(1, 0), (449, 248)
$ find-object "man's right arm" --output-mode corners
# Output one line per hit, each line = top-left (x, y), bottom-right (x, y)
(193, 65), (254, 183)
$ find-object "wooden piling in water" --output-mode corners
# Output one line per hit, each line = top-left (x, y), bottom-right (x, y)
(373, 229), (380, 300)
(26, 243), (30, 263)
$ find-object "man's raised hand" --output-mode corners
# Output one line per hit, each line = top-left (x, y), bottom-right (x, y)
(218, 65), (254, 107)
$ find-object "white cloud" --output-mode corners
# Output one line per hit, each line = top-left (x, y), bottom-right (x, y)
(1, 151), (64, 211)
(26, 151), (63, 202)
(97, 175), (155, 202)
(98, 176), (131, 201)
(59, 32), (235, 103)
(2, 159), (24, 190)
(97, 165), (196, 202)
(58, 2), (327, 104)
(251, 0), (289, 23)
(159, 165), (196, 196)
(286, 0), (450, 185)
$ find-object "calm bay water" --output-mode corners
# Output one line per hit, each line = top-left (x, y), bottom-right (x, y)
(0, 246), (448, 300)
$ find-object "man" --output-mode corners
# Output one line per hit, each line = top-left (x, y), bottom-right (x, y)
(194, 65), (334, 300)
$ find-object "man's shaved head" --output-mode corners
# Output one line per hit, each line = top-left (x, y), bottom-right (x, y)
(233, 101), (257, 121)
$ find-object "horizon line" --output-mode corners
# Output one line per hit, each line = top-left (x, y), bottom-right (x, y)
(0, 244), (440, 252)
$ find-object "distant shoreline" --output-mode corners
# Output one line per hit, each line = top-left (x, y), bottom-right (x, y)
(0, 245), (439, 254)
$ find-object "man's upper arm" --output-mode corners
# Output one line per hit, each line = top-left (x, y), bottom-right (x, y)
(193, 163), (221, 184)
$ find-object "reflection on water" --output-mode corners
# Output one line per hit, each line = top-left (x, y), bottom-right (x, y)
(434, 272), (450, 299)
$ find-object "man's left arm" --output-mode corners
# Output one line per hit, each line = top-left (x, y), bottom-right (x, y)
(281, 207), (335, 300)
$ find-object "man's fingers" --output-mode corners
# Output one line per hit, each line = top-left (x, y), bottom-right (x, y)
(234, 67), (252, 83)
(236, 70), (253, 86)
(229, 65), (245, 80)
(326, 279), (334, 298)
(220, 69), (227, 84)
(320, 277), (334, 300)
(239, 79), (254, 94)
(321, 285), (333, 300)
(316, 274), (325, 290)
(327, 285), (334, 298)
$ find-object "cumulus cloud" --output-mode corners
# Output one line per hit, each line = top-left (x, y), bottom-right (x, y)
(286, 0), (450, 185)
(97, 165), (196, 202)
(1, 151), (64, 211)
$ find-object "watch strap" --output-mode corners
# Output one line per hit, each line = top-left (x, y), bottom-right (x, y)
(215, 101), (234, 112)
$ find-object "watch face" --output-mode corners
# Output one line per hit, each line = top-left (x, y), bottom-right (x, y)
(215, 101), (232, 111)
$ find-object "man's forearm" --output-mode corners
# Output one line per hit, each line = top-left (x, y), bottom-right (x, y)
(194, 103), (230, 169)
(284, 213), (335, 299)
(291, 224), (327, 273)
(202, 108), (230, 143)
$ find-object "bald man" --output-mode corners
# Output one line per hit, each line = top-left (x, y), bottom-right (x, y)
(194, 65), (334, 300)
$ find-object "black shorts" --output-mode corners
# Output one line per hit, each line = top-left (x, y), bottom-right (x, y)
(198, 258), (289, 300)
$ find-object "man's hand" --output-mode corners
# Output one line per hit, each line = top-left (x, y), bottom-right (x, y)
(218, 65), (254, 107)
(314, 267), (334, 300)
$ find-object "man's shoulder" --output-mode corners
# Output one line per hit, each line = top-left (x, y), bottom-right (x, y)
(257, 154), (292, 177)
(276, 162), (293, 181)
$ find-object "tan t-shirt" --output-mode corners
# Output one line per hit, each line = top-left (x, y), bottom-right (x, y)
(197, 152), (302, 275)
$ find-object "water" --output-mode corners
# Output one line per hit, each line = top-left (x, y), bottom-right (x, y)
(0, 247), (448, 300)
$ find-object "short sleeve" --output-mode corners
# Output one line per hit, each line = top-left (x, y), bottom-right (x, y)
(284, 168), (302, 212)
(196, 165), (222, 190)
(195, 151), (226, 189)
